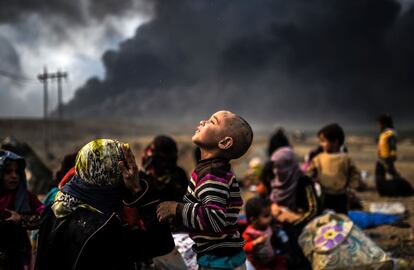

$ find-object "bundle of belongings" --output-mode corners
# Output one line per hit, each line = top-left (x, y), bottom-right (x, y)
(298, 211), (394, 270)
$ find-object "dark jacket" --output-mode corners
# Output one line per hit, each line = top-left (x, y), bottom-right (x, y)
(145, 166), (188, 202)
(35, 178), (175, 270)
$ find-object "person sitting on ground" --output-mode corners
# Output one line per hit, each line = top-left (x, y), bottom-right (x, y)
(307, 123), (360, 214)
(0, 150), (44, 270)
(156, 110), (253, 270)
(268, 146), (320, 270)
(243, 197), (288, 270)
(375, 114), (414, 196)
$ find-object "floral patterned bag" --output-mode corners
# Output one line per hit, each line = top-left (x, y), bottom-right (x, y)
(298, 211), (393, 270)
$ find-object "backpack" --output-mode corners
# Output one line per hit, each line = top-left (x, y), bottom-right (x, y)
(298, 211), (393, 270)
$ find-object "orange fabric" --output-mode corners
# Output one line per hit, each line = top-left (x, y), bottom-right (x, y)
(256, 182), (268, 196)
(58, 167), (76, 189)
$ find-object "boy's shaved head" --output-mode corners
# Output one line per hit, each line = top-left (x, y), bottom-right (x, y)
(192, 110), (253, 160)
(221, 111), (253, 159)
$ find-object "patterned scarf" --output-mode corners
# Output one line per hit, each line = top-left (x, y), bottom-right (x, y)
(52, 139), (128, 218)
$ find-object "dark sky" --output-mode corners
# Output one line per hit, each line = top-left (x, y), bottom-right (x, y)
(2, 0), (414, 128)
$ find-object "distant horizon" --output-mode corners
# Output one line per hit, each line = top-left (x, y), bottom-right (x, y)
(1, 116), (413, 136)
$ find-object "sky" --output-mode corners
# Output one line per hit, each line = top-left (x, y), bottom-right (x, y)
(1, 0), (414, 129)
(0, 0), (152, 117)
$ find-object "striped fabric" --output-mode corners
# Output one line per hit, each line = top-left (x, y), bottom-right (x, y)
(176, 158), (244, 256)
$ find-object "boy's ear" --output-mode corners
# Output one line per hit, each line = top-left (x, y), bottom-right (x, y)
(218, 137), (233, 150)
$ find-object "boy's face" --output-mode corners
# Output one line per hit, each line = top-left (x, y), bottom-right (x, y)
(192, 111), (233, 150)
(319, 134), (338, 153)
(252, 206), (272, 230)
(2, 161), (20, 192)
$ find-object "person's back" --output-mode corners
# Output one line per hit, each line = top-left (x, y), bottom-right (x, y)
(35, 139), (174, 270)
(36, 206), (125, 270)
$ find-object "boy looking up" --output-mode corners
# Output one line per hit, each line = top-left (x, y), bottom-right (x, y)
(157, 110), (253, 270)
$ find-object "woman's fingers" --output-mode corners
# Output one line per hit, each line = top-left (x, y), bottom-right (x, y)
(121, 144), (138, 171)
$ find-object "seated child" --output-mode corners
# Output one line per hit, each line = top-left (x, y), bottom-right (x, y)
(307, 123), (360, 214)
(156, 110), (253, 270)
(243, 197), (288, 270)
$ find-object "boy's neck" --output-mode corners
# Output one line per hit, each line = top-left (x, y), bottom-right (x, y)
(199, 148), (227, 160)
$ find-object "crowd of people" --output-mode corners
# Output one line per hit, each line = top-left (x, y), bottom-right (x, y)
(0, 111), (412, 270)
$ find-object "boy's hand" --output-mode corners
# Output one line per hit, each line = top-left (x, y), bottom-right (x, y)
(4, 209), (21, 224)
(119, 144), (141, 194)
(157, 201), (178, 223)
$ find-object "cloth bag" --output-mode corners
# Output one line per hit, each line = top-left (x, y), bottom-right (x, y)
(298, 211), (393, 270)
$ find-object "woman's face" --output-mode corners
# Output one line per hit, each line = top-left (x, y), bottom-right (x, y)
(2, 161), (20, 192)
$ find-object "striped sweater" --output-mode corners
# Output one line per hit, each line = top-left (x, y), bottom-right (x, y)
(176, 157), (244, 256)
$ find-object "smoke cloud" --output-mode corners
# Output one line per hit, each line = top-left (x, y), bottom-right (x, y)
(2, 0), (414, 128)
(63, 0), (414, 127)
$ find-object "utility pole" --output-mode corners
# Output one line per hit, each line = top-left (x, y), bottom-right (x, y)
(38, 67), (49, 120)
(52, 70), (68, 119)
(37, 68), (68, 157)
(37, 67), (50, 155)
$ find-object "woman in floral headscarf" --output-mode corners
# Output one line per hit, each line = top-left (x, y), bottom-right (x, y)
(35, 139), (174, 270)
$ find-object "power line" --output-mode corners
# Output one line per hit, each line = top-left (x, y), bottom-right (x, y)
(0, 69), (34, 82)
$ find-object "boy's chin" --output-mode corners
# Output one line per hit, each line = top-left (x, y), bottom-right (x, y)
(191, 134), (199, 143)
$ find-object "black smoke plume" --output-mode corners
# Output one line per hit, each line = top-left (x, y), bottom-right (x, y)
(64, 0), (414, 127)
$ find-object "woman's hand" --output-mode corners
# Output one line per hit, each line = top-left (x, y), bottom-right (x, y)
(119, 144), (141, 194)
(272, 203), (301, 223)
(5, 209), (21, 224)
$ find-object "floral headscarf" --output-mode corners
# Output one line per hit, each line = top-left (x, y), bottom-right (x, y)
(53, 139), (128, 218)
(75, 139), (125, 186)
